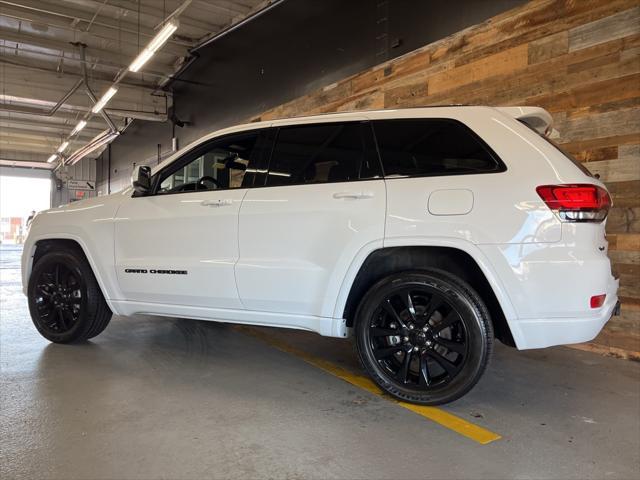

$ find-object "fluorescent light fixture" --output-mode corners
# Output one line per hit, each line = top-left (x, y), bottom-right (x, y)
(65, 130), (119, 165)
(71, 120), (87, 136)
(91, 86), (118, 113)
(57, 141), (69, 153)
(47, 154), (58, 163)
(129, 49), (155, 73)
(148, 20), (179, 52)
(129, 20), (179, 72)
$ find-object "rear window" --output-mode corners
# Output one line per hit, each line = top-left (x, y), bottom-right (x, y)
(373, 119), (505, 178)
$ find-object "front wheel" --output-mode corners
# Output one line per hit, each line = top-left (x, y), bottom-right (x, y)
(354, 270), (493, 405)
(27, 248), (112, 343)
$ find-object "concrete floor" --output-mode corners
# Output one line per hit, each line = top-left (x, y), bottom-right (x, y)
(1, 244), (639, 480)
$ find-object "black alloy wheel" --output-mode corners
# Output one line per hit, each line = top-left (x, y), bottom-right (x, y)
(355, 270), (493, 405)
(28, 249), (112, 343)
(369, 288), (468, 388)
(32, 261), (84, 335)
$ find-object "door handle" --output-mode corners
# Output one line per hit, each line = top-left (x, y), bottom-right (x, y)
(332, 191), (374, 200)
(201, 199), (233, 207)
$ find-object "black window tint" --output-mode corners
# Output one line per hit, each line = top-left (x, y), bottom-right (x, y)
(373, 119), (504, 177)
(156, 130), (269, 194)
(265, 122), (380, 187)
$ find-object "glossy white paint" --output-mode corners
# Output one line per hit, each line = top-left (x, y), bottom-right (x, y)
(236, 180), (386, 317)
(114, 189), (247, 308)
(21, 191), (130, 311)
(22, 106), (619, 349)
(428, 189), (474, 216)
(496, 106), (553, 135)
(110, 300), (347, 337)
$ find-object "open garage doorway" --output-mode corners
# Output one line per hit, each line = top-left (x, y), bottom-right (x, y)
(0, 169), (51, 245)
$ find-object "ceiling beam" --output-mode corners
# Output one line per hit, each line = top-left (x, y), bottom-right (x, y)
(0, 127), (65, 143)
(0, 112), (106, 132)
(65, 0), (227, 36)
(0, 138), (58, 152)
(0, 85), (166, 120)
(0, 0), (198, 45)
(0, 0), (271, 163)
(0, 56), (165, 92)
(0, 26), (177, 80)
(0, 1), (191, 58)
(0, 101), (168, 122)
(0, 159), (55, 169)
(191, 0), (255, 17)
(0, 108), (118, 130)
(0, 136), (103, 161)
(0, 122), (104, 140)
(0, 148), (54, 161)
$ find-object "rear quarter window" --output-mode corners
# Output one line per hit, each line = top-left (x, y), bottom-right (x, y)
(373, 119), (505, 177)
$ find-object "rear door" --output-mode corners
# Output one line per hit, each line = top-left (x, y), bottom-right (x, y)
(236, 120), (386, 318)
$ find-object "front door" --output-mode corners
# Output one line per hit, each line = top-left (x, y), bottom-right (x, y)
(115, 129), (270, 309)
(236, 120), (386, 318)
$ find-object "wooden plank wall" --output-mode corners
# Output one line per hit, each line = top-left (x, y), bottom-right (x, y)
(251, 0), (640, 356)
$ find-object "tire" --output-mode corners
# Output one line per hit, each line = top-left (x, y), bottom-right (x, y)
(27, 248), (112, 343)
(354, 269), (493, 405)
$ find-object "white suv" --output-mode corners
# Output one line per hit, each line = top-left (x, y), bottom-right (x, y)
(22, 106), (619, 404)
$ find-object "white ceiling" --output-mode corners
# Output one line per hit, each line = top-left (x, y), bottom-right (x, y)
(0, 0), (271, 169)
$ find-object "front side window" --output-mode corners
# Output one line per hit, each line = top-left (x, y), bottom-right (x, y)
(373, 119), (505, 178)
(264, 121), (381, 187)
(156, 131), (267, 194)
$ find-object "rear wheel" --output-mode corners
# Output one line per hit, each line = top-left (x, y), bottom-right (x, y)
(27, 249), (112, 343)
(354, 270), (493, 405)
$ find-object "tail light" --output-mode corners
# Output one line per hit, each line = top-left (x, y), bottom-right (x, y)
(536, 184), (611, 222)
(590, 294), (606, 309)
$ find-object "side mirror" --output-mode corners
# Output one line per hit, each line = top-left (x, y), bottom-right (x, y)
(132, 165), (152, 194)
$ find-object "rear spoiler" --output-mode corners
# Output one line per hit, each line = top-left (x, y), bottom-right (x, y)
(497, 106), (556, 137)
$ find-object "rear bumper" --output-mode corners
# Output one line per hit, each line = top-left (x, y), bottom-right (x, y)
(613, 300), (621, 317)
(512, 277), (619, 350)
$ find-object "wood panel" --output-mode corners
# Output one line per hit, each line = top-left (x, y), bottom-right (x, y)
(251, 0), (640, 355)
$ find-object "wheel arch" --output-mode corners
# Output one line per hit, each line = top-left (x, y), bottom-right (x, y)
(340, 245), (517, 347)
(25, 235), (118, 314)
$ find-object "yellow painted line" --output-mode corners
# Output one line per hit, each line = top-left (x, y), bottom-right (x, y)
(236, 326), (501, 445)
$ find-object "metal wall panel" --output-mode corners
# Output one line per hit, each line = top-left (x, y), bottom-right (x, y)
(52, 160), (97, 207)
